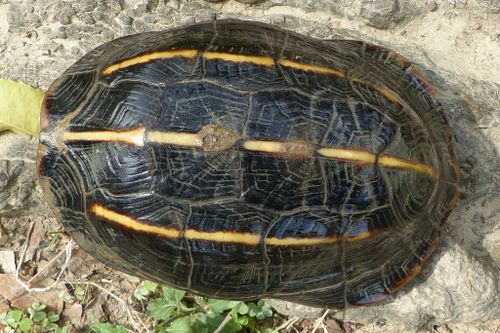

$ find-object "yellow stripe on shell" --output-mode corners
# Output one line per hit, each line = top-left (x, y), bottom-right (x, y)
(63, 127), (145, 146)
(147, 131), (200, 147)
(378, 155), (438, 180)
(91, 203), (181, 239)
(243, 140), (287, 154)
(279, 59), (345, 77)
(202, 51), (275, 67)
(99, 47), (409, 111)
(266, 235), (339, 246)
(102, 49), (198, 76)
(63, 127), (437, 180)
(90, 203), (346, 247)
(242, 140), (313, 157)
(185, 229), (260, 246)
(318, 147), (376, 164)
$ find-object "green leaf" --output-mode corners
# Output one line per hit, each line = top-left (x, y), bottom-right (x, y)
(192, 313), (221, 333)
(162, 287), (186, 304)
(31, 302), (46, 311)
(18, 318), (33, 332)
(262, 329), (279, 333)
(146, 298), (177, 320)
(143, 281), (158, 292)
(88, 323), (129, 333)
(31, 310), (47, 322)
(247, 300), (273, 320)
(55, 326), (68, 333)
(47, 311), (60, 322)
(165, 316), (191, 333)
(193, 313), (241, 333)
(45, 322), (59, 330)
(5, 310), (23, 327)
(235, 302), (248, 315)
(205, 299), (241, 314)
(74, 285), (86, 300)
(134, 288), (149, 301)
(0, 79), (44, 136)
(9, 310), (22, 323)
(237, 315), (249, 326)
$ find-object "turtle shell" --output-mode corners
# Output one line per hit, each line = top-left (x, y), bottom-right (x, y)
(37, 19), (459, 308)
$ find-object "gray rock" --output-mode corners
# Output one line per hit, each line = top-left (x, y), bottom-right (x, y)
(358, 0), (400, 28)
(269, 242), (500, 330)
(116, 13), (134, 27)
(79, 0), (97, 13)
(50, 26), (67, 40)
(0, 133), (47, 217)
(427, 0), (438, 11)
(80, 13), (96, 25)
(477, 0), (500, 12)
(7, 4), (41, 30)
(235, 0), (266, 4)
(132, 0), (159, 15)
(47, 1), (76, 25)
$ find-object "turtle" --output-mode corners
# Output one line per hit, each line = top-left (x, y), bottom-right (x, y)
(37, 19), (460, 308)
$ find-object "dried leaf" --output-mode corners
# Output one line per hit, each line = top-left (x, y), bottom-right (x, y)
(0, 251), (16, 273)
(0, 79), (44, 136)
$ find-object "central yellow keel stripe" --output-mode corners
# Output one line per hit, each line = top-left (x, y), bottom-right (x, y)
(63, 127), (145, 146)
(318, 147), (376, 164)
(148, 131), (200, 147)
(378, 155), (437, 179)
(243, 140), (314, 157)
(243, 140), (287, 154)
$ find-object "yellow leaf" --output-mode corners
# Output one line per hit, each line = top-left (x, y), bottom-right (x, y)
(0, 79), (44, 136)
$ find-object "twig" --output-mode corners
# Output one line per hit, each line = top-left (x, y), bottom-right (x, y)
(65, 280), (150, 333)
(311, 309), (330, 333)
(276, 316), (300, 331)
(213, 312), (233, 333)
(15, 220), (74, 293)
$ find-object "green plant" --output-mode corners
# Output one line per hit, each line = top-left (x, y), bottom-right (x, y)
(0, 309), (32, 333)
(47, 232), (64, 249)
(138, 284), (278, 333)
(133, 280), (158, 302)
(73, 284), (87, 302)
(87, 323), (129, 333)
(0, 302), (67, 333)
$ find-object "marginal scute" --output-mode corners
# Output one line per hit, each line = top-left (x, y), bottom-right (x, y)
(38, 19), (459, 309)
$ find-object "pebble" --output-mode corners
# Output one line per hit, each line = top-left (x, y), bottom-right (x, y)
(7, 4), (41, 28)
(52, 26), (67, 39)
(0, 167), (8, 191)
(50, 2), (76, 25)
(116, 13), (134, 26)
(235, 0), (265, 4)
(80, 13), (95, 25)
(427, 0), (438, 11)
(359, 0), (399, 29)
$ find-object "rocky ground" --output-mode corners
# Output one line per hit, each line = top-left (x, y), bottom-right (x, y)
(0, 0), (499, 332)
